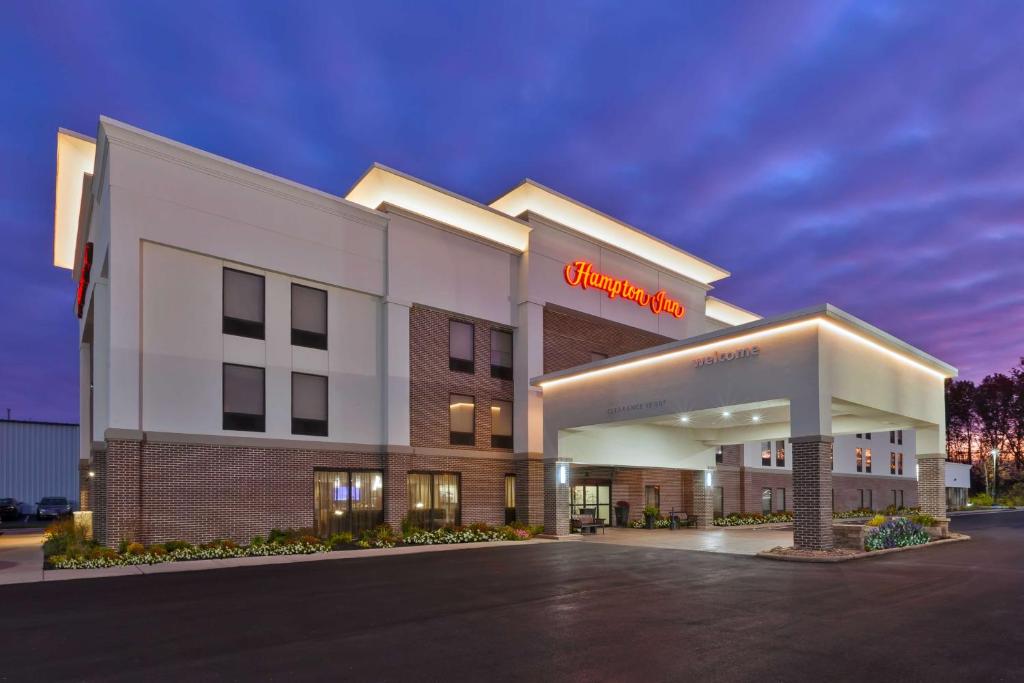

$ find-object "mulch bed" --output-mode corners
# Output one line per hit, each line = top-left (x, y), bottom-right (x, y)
(757, 533), (970, 563)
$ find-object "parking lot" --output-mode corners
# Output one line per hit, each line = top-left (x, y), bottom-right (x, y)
(0, 512), (1022, 681)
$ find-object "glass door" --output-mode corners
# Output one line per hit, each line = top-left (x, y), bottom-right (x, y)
(571, 482), (611, 525)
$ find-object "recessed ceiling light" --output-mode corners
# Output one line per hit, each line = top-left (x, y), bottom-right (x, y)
(752, 415), (761, 422)
(680, 415), (689, 423)
(722, 411), (731, 418)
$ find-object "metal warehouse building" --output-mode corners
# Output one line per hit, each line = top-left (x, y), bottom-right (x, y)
(0, 419), (81, 514)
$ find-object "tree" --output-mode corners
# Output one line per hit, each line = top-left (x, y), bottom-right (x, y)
(946, 379), (977, 464)
(973, 373), (1017, 494)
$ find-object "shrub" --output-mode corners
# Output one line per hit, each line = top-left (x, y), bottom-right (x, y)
(908, 513), (936, 527)
(833, 508), (875, 519)
(250, 535), (265, 547)
(163, 540), (192, 552)
(360, 524), (399, 549)
(642, 506), (660, 519)
(327, 532), (354, 550)
(712, 511), (793, 526)
(969, 492), (994, 507)
(125, 542), (145, 555)
(865, 517), (930, 551)
(866, 514), (887, 527)
(42, 519), (92, 558)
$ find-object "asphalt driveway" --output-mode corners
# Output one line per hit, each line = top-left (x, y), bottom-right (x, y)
(1, 512), (1022, 682)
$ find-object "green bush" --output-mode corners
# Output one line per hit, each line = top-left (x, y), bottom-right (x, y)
(642, 506), (660, 519)
(42, 519), (93, 558)
(832, 508), (875, 519)
(327, 532), (354, 550)
(359, 524), (399, 549)
(907, 513), (937, 527)
(713, 511), (793, 526)
(969, 492), (994, 507)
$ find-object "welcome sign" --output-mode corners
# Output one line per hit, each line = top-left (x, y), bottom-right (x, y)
(563, 260), (686, 319)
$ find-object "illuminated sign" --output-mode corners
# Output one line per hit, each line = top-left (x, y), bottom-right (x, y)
(563, 260), (686, 319)
(75, 242), (93, 319)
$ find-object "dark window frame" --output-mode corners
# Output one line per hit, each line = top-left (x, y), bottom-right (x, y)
(449, 320), (475, 373)
(897, 452), (903, 475)
(489, 329), (513, 380)
(775, 440), (785, 467)
(761, 441), (772, 467)
(312, 468), (384, 536)
(222, 268), (266, 340)
(449, 393), (475, 446)
(291, 371), (329, 437)
(490, 398), (513, 449)
(865, 448), (872, 473)
(408, 471), (462, 530)
(291, 283), (328, 350)
(856, 447), (863, 472)
(715, 447), (723, 464)
(222, 362), (265, 432)
(890, 451), (897, 475)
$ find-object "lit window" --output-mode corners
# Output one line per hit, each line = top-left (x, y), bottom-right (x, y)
(449, 394), (475, 445)
(505, 474), (516, 524)
(291, 284), (327, 350)
(856, 447), (863, 472)
(292, 372), (328, 436)
(408, 472), (460, 529)
(314, 470), (383, 536)
(865, 448), (872, 473)
(898, 452), (903, 475)
(761, 441), (772, 466)
(490, 329), (513, 380)
(775, 440), (785, 467)
(223, 363), (264, 432)
(890, 451), (897, 475)
(490, 399), (513, 449)
(223, 268), (265, 339)
(449, 321), (475, 373)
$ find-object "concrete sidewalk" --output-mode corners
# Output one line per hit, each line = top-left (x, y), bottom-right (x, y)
(0, 529), (45, 585)
(576, 526), (793, 555)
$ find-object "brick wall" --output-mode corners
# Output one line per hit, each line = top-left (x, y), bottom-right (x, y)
(409, 305), (514, 452)
(95, 439), (514, 546)
(78, 459), (91, 511)
(792, 438), (834, 550)
(543, 305), (672, 373)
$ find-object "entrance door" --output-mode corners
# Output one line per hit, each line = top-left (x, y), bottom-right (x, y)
(571, 482), (611, 525)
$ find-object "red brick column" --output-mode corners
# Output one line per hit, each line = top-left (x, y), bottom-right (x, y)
(916, 454), (947, 519)
(92, 449), (108, 544)
(791, 436), (834, 550)
(543, 461), (570, 536)
(383, 451), (410, 531)
(516, 458), (545, 526)
(105, 439), (142, 547)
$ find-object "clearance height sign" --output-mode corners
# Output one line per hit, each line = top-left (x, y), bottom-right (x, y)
(563, 260), (686, 319)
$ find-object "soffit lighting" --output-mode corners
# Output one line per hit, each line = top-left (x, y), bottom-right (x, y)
(721, 411), (731, 418)
(53, 130), (96, 269)
(680, 416), (689, 423)
(751, 415), (761, 422)
(536, 316), (951, 390)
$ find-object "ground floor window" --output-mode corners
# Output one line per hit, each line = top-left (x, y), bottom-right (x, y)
(761, 488), (773, 515)
(572, 482), (611, 525)
(859, 488), (873, 510)
(313, 470), (383, 537)
(505, 473), (516, 524)
(645, 485), (660, 511)
(408, 472), (461, 530)
(714, 486), (724, 518)
(892, 489), (904, 508)
(775, 488), (786, 511)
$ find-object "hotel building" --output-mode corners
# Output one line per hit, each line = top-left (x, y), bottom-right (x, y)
(53, 118), (968, 550)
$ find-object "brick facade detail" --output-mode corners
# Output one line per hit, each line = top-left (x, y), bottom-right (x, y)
(409, 304), (514, 452)
(916, 455), (947, 519)
(542, 304), (672, 374)
(92, 440), (514, 547)
(544, 461), (570, 535)
(792, 439), (834, 551)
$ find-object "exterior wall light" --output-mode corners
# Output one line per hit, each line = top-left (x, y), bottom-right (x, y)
(558, 464), (567, 485)
(705, 470), (713, 487)
(88, 470), (95, 478)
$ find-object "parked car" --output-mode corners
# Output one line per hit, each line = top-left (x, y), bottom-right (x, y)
(36, 497), (72, 520)
(0, 498), (20, 521)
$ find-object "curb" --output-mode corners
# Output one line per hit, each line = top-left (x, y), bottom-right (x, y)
(41, 537), (553, 583)
(755, 533), (971, 563)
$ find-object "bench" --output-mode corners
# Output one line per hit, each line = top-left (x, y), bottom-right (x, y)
(576, 508), (605, 535)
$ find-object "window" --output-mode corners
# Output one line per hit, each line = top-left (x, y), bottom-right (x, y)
(898, 430), (903, 445)
(313, 470), (383, 537)
(291, 284), (327, 349)
(572, 483), (611, 526)
(292, 372), (328, 436)
(505, 474), (516, 524)
(865, 433), (872, 440)
(858, 489), (865, 509)
(761, 441), (772, 466)
(645, 485), (660, 510)
(865, 448), (872, 473)
(856, 433), (862, 439)
(856, 447), (863, 472)
(892, 489), (904, 508)
(490, 399), (513, 449)
(866, 489), (873, 510)
(715, 447), (723, 464)
(761, 488), (773, 515)
(223, 363), (265, 431)
(449, 320), (475, 373)
(890, 451), (897, 475)
(775, 440), (785, 467)
(890, 430), (896, 444)
(449, 394), (475, 446)
(408, 472), (460, 530)
(897, 452), (903, 475)
(775, 488), (786, 512)
(714, 487), (724, 518)
(222, 268), (265, 339)
(589, 351), (608, 362)
(490, 330), (513, 380)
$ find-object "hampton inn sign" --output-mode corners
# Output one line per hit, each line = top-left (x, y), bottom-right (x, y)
(563, 260), (686, 319)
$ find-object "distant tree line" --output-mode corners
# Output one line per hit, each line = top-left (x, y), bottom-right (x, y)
(946, 359), (1024, 492)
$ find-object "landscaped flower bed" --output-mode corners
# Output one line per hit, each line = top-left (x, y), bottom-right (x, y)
(863, 517), (931, 551)
(713, 512), (793, 526)
(43, 519), (542, 570)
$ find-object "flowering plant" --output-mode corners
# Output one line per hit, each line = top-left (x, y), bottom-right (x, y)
(864, 517), (930, 551)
